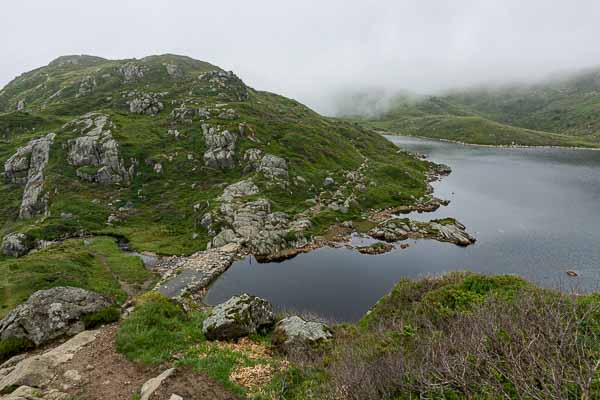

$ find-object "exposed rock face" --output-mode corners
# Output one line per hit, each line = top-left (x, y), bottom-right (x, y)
(0, 330), (98, 394)
(218, 179), (259, 201)
(119, 62), (147, 83)
(202, 124), (238, 169)
(202, 294), (274, 340)
(165, 63), (183, 78)
(4, 132), (56, 219)
(1, 233), (33, 257)
(65, 113), (131, 184)
(16, 100), (25, 111)
(198, 70), (249, 101)
(369, 218), (476, 246)
(242, 148), (263, 173)
(0, 287), (112, 346)
(272, 316), (332, 351)
(210, 198), (311, 256)
(217, 108), (238, 120)
(128, 93), (164, 115)
(77, 75), (96, 97)
(258, 154), (288, 180)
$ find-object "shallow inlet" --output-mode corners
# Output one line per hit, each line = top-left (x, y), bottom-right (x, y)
(205, 136), (600, 322)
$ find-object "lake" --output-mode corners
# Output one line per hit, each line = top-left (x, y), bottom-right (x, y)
(205, 136), (600, 321)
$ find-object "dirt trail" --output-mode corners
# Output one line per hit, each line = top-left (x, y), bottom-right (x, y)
(51, 324), (240, 400)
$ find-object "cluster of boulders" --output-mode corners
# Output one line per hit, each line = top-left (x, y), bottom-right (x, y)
(369, 217), (476, 246)
(202, 294), (332, 352)
(206, 193), (311, 257)
(126, 92), (165, 115)
(317, 158), (369, 214)
(4, 132), (55, 219)
(170, 106), (210, 123)
(198, 70), (249, 101)
(119, 62), (147, 83)
(64, 113), (132, 184)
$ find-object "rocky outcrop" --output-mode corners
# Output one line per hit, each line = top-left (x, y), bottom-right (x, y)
(0, 287), (112, 346)
(0, 330), (98, 394)
(1, 233), (33, 258)
(198, 70), (249, 101)
(258, 154), (288, 180)
(369, 218), (476, 246)
(218, 179), (259, 201)
(4, 132), (55, 219)
(210, 198), (311, 256)
(77, 75), (96, 97)
(119, 62), (147, 83)
(272, 316), (332, 351)
(65, 113), (131, 184)
(202, 294), (274, 340)
(202, 124), (238, 169)
(165, 63), (183, 78)
(127, 93), (164, 115)
(217, 108), (238, 120)
(242, 148), (263, 173)
(16, 100), (25, 111)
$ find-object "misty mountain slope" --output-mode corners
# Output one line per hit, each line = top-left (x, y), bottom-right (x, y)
(0, 54), (432, 309)
(350, 67), (600, 147)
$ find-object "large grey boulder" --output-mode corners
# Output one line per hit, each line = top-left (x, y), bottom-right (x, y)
(65, 113), (131, 184)
(202, 124), (238, 169)
(127, 93), (164, 115)
(77, 75), (96, 97)
(4, 132), (55, 219)
(202, 294), (274, 340)
(272, 316), (332, 351)
(1, 233), (33, 258)
(16, 100), (25, 112)
(258, 154), (288, 180)
(218, 179), (259, 201)
(0, 287), (112, 346)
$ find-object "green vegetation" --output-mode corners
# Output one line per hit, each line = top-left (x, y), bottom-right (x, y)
(114, 274), (600, 399)
(116, 292), (291, 397)
(0, 236), (151, 318)
(0, 54), (429, 261)
(0, 337), (34, 363)
(350, 68), (600, 147)
(267, 272), (600, 399)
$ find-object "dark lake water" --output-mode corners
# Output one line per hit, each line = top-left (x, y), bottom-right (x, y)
(205, 136), (600, 321)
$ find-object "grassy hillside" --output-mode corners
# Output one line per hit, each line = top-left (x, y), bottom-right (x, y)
(352, 67), (600, 147)
(0, 54), (431, 310)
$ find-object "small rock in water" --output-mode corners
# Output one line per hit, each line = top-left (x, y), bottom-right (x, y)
(566, 270), (578, 277)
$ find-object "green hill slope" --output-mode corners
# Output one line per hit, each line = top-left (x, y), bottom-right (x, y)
(353, 67), (600, 147)
(0, 54), (431, 308)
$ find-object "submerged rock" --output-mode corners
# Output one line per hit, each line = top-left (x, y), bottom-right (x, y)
(1, 233), (33, 258)
(272, 316), (332, 351)
(0, 287), (112, 346)
(4, 132), (56, 219)
(65, 113), (131, 184)
(202, 294), (274, 340)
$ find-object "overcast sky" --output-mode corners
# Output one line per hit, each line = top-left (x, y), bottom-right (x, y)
(2, 0), (600, 114)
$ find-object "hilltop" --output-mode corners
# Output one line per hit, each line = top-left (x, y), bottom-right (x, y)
(347, 67), (600, 147)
